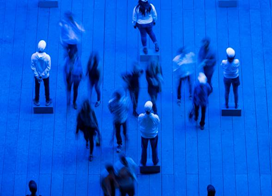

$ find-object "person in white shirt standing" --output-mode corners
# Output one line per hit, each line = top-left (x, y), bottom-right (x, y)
(31, 40), (52, 106)
(138, 101), (160, 166)
(132, 0), (159, 54)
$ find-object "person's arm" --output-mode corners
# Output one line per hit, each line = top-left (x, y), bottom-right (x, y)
(41, 55), (51, 77)
(31, 54), (39, 78)
(132, 6), (137, 27)
(151, 4), (157, 23)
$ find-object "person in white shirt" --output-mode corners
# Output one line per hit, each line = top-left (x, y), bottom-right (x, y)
(132, 0), (159, 54)
(138, 101), (160, 166)
(31, 40), (52, 106)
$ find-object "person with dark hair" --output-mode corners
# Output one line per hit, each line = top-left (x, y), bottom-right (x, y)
(146, 58), (163, 114)
(198, 37), (216, 93)
(122, 62), (144, 116)
(221, 47), (240, 108)
(132, 0), (159, 54)
(173, 47), (195, 104)
(64, 47), (83, 109)
(26, 180), (41, 196)
(190, 73), (212, 130)
(101, 164), (119, 196)
(86, 52), (102, 107)
(108, 89), (130, 153)
(59, 11), (84, 56)
(31, 40), (52, 106)
(138, 101), (160, 166)
(76, 100), (100, 161)
(207, 184), (216, 196)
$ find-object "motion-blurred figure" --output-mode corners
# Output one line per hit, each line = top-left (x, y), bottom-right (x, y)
(108, 89), (130, 153)
(101, 164), (119, 196)
(31, 40), (52, 106)
(59, 11), (84, 57)
(122, 62), (144, 116)
(198, 37), (216, 93)
(86, 52), (102, 107)
(76, 100), (100, 161)
(64, 47), (83, 109)
(132, 0), (159, 54)
(221, 47), (240, 108)
(146, 58), (163, 114)
(138, 101), (160, 166)
(173, 47), (195, 104)
(207, 184), (216, 196)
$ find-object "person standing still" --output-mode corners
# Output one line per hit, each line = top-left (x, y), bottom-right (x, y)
(31, 40), (52, 106)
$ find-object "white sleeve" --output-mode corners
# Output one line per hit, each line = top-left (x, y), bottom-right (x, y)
(31, 54), (39, 77)
(151, 4), (157, 22)
(132, 6), (137, 26)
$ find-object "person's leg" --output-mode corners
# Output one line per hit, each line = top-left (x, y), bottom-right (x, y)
(66, 76), (72, 105)
(177, 78), (182, 100)
(151, 90), (158, 114)
(150, 135), (159, 165)
(43, 77), (50, 101)
(89, 128), (95, 155)
(115, 123), (122, 145)
(140, 137), (149, 166)
(120, 188), (126, 196)
(73, 79), (80, 105)
(187, 75), (193, 97)
(34, 77), (41, 102)
(224, 77), (231, 107)
(194, 104), (199, 121)
(95, 82), (101, 102)
(232, 77), (240, 108)
(122, 121), (127, 140)
(127, 186), (135, 196)
(200, 106), (206, 127)
(137, 25), (147, 47)
(145, 24), (157, 43)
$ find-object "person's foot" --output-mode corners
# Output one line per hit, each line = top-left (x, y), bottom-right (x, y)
(235, 104), (238, 109)
(143, 47), (148, 54)
(73, 102), (77, 110)
(155, 43), (159, 52)
(116, 144), (122, 153)
(194, 117), (198, 122)
(200, 124), (204, 130)
(154, 159), (159, 166)
(45, 99), (52, 106)
(33, 99), (40, 106)
(140, 161), (146, 166)
(133, 111), (139, 117)
(177, 99), (181, 106)
(86, 142), (89, 149)
(88, 155), (93, 162)
(96, 140), (100, 147)
(225, 103), (229, 109)
(95, 101), (101, 107)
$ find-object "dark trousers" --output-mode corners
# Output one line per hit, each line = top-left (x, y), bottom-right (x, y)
(177, 75), (192, 99)
(90, 82), (101, 102)
(34, 77), (50, 102)
(76, 124), (95, 155)
(120, 187), (135, 196)
(129, 89), (139, 112)
(224, 77), (240, 106)
(140, 135), (159, 166)
(115, 121), (127, 145)
(137, 23), (157, 47)
(194, 104), (206, 127)
(67, 76), (80, 104)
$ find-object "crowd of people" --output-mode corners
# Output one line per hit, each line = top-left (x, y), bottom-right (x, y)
(29, 1), (241, 195)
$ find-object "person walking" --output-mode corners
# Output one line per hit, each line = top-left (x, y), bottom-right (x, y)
(64, 47), (83, 109)
(108, 89), (130, 153)
(31, 40), (52, 106)
(173, 47), (195, 104)
(138, 101), (160, 166)
(101, 164), (119, 196)
(221, 47), (240, 108)
(146, 58), (163, 114)
(132, 0), (159, 54)
(76, 100), (100, 161)
(198, 37), (216, 93)
(86, 52), (102, 107)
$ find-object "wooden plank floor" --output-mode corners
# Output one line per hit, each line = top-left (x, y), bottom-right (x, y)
(0, 0), (272, 195)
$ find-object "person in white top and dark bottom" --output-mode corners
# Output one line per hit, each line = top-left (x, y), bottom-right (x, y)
(138, 101), (160, 166)
(221, 47), (240, 109)
(132, 0), (159, 54)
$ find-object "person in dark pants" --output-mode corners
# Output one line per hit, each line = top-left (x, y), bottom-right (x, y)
(31, 40), (52, 106)
(101, 164), (119, 196)
(132, 0), (159, 54)
(198, 37), (216, 93)
(221, 47), (240, 108)
(146, 58), (163, 114)
(76, 100), (100, 161)
(108, 89), (130, 153)
(122, 62), (144, 116)
(64, 47), (83, 109)
(207, 184), (216, 196)
(138, 101), (160, 166)
(86, 51), (102, 107)
(191, 73), (212, 130)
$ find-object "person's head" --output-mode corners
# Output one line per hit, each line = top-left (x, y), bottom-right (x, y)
(198, 72), (207, 84)
(64, 11), (74, 22)
(113, 89), (124, 101)
(226, 47), (235, 63)
(29, 180), (37, 195)
(202, 37), (210, 49)
(105, 164), (115, 174)
(138, 0), (151, 16)
(38, 40), (46, 52)
(68, 46), (78, 59)
(207, 184), (216, 196)
(82, 99), (91, 113)
(144, 101), (153, 114)
(120, 154), (128, 167)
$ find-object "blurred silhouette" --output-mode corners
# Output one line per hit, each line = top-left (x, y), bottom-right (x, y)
(207, 184), (216, 196)
(101, 164), (119, 196)
(26, 180), (41, 196)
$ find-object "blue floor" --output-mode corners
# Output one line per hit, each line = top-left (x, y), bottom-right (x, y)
(0, 0), (272, 195)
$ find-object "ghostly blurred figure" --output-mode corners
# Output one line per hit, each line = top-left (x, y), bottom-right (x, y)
(59, 11), (84, 57)
(86, 52), (102, 107)
(76, 100), (100, 161)
(101, 164), (119, 196)
(108, 89), (130, 153)
(173, 47), (195, 104)
(207, 184), (216, 196)
(122, 62), (144, 116)
(64, 47), (83, 109)
(198, 37), (216, 93)
(146, 57), (163, 114)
